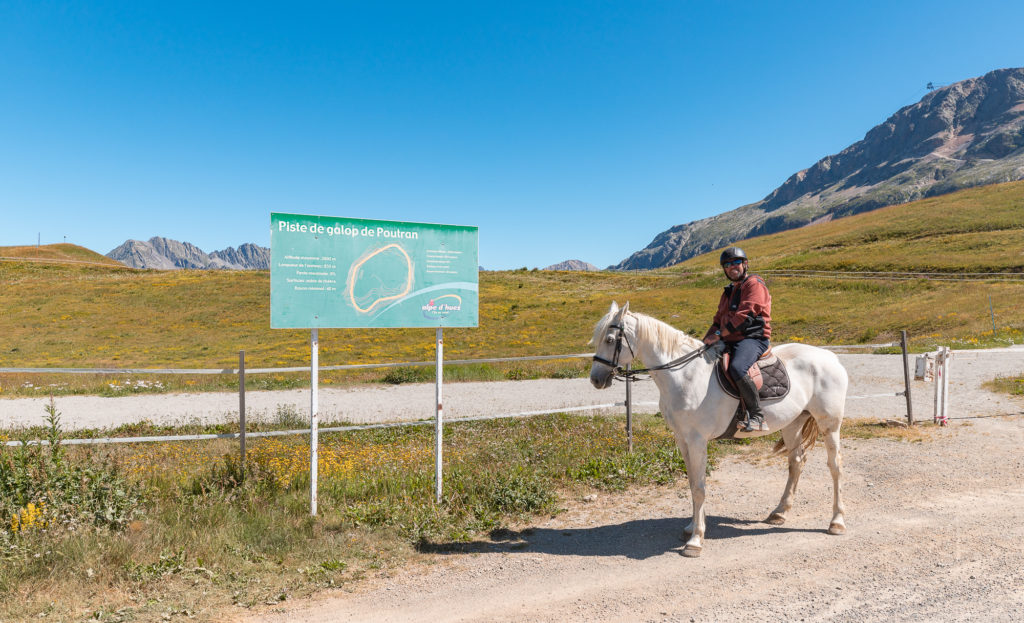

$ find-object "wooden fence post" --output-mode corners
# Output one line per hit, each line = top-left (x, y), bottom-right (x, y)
(900, 331), (913, 425)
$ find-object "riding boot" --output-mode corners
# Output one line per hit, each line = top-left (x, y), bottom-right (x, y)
(735, 374), (767, 432)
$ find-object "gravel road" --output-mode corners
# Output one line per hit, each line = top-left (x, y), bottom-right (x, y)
(235, 347), (1024, 623)
(4, 348), (1024, 430)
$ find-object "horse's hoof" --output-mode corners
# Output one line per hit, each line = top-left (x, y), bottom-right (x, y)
(682, 545), (702, 558)
(828, 522), (846, 535)
(766, 513), (786, 526)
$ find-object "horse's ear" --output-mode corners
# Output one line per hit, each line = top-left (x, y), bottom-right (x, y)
(615, 301), (630, 320)
(608, 301), (619, 314)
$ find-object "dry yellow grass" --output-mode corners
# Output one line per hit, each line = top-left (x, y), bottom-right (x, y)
(0, 180), (1022, 398)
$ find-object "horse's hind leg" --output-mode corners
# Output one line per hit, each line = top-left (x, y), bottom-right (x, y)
(824, 426), (846, 535)
(767, 414), (810, 526)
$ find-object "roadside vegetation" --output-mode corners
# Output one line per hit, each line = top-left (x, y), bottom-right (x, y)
(0, 399), (932, 621)
(984, 374), (1024, 397)
(0, 405), (690, 620)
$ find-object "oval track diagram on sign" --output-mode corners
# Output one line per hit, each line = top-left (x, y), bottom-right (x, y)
(346, 243), (415, 314)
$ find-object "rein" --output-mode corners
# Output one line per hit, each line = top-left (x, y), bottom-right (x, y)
(593, 322), (714, 381)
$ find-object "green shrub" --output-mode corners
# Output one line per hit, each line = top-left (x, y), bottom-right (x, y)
(0, 400), (146, 537)
(550, 365), (586, 379)
(273, 403), (307, 428)
(570, 447), (688, 490)
(126, 550), (186, 582)
(504, 367), (530, 381)
(381, 366), (432, 384)
(485, 472), (556, 514)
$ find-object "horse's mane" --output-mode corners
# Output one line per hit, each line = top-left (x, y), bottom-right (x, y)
(630, 311), (703, 357)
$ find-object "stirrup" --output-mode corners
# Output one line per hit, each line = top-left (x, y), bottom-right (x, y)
(740, 415), (767, 433)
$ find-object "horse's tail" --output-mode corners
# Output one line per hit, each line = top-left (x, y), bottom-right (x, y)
(771, 415), (819, 455)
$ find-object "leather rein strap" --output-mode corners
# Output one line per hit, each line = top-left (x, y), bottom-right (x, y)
(593, 323), (712, 381)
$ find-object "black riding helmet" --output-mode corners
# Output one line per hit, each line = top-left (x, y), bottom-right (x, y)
(720, 247), (747, 265)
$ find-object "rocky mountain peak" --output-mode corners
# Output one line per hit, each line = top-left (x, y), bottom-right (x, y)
(614, 67), (1024, 270)
(107, 237), (270, 270)
(544, 259), (599, 271)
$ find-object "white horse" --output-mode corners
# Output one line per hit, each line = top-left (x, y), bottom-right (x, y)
(589, 302), (849, 557)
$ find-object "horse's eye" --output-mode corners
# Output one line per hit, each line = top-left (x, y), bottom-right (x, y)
(605, 335), (615, 343)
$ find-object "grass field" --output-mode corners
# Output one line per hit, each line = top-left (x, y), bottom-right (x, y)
(1, 182), (1023, 398)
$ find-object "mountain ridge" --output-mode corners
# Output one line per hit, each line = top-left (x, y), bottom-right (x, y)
(107, 237), (270, 270)
(613, 67), (1024, 269)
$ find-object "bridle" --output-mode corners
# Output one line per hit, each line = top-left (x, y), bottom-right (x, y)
(592, 318), (713, 381)
(592, 322), (634, 372)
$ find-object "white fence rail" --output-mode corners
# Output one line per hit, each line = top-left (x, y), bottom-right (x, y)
(0, 353), (597, 376)
(2, 340), (910, 449)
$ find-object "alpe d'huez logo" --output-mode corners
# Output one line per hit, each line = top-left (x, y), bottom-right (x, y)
(422, 294), (463, 319)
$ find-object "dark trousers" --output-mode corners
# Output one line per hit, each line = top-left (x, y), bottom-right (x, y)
(727, 338), (770, 380)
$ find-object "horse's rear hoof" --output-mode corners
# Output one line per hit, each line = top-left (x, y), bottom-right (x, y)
(766, 513), (786, 526)
(682, 545), (702, 558)
(828, 522), (846, 535)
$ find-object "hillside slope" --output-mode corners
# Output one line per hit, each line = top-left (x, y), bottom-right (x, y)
(0, 243), (125, 267)
(1, 182), (1022, 377)
(673, 180), (1024, 274)
(615, 67), (1024, 269)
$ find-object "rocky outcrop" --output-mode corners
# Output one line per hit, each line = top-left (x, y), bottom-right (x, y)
(107, 237), (270, 270)
(209, 243), (271, 270)
(614, 67), (1024, 269)
(145, 238), (211, 269)
(544, 259), (599, 271)
(106, 239), (179, 270)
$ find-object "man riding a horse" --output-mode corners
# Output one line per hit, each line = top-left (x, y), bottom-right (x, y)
(702, 246), (772, 433)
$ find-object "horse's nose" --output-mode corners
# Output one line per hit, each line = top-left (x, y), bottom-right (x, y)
(590, 366), (612, 389)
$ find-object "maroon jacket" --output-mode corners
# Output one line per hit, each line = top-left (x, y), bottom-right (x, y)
(705, 274), (772, 343)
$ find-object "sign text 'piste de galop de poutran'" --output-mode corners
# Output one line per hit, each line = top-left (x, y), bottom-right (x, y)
(270, 213), (478, 328)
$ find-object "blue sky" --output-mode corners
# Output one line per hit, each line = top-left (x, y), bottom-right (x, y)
(1, 1), (1021, 270)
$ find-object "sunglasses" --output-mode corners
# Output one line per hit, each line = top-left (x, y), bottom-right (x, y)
(722, 259), (745, 267)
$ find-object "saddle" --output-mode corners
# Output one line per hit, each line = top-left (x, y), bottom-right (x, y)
(714, 348), (791, 402)
(713, 348), (791, 440)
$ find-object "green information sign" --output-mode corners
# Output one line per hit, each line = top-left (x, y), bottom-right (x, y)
(270, 213), (478, 328)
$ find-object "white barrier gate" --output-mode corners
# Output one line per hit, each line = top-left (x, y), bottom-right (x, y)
(915, 347), (951, 426)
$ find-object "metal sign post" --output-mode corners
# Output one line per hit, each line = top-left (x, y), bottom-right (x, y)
(435, 328), (444, 503)
(310, 328), (319, 515)
(239, 350), (246, 478)
(625, 363), (633, 453)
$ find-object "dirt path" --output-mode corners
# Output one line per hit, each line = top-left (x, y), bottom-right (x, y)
(238, 349), (1024, 623)
(245, 414), (1024, 622)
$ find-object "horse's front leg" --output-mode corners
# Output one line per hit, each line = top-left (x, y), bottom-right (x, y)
(676, 441), (696, 539)
(681, 439), (708, 557)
